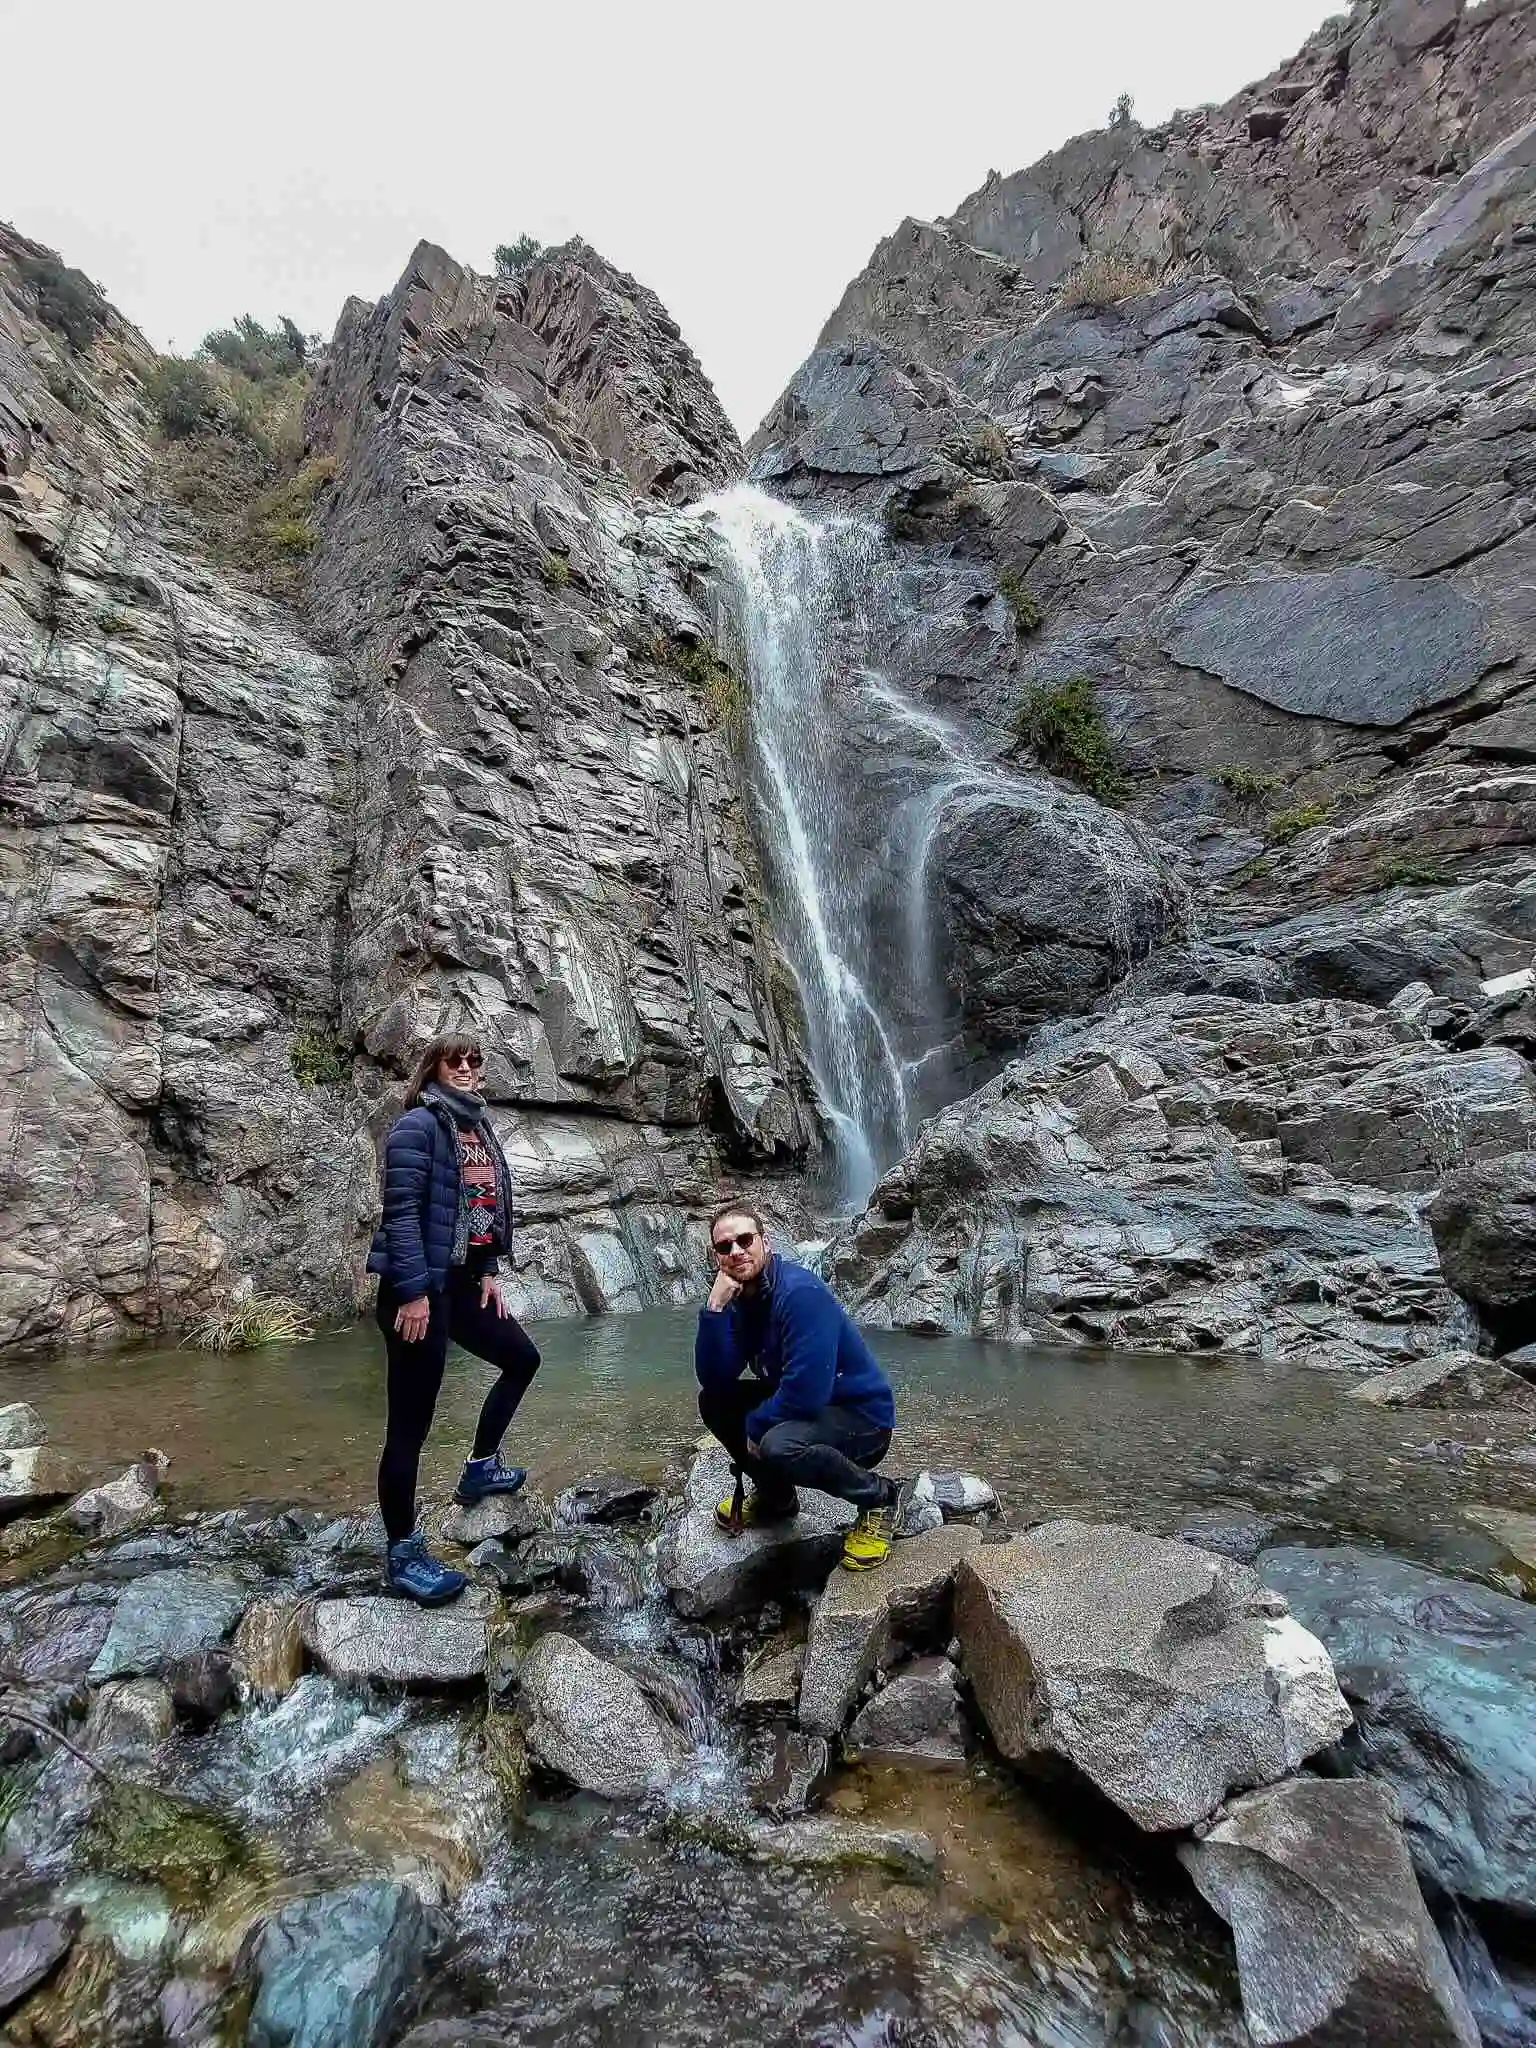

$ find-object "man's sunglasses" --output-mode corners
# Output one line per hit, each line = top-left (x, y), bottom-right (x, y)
(444, 1051), (485, 1070)
(712, 1229), (758, 1257)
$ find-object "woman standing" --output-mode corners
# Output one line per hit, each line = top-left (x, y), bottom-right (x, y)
(366, 1035), (541, 1604)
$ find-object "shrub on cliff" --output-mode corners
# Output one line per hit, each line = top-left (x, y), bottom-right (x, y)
(19, 254), (109, 353)
(494, 236), (543, 278)
(1059, 249), (1162, 309)
(1016, 675), (1129, 802)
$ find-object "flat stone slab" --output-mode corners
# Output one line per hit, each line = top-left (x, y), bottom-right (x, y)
(517, 1630), (688, 1797)
(745, 1819), (938, 1881)
(1349, 1350), (1536, 1410)
(1162, 567), (1487, 727)
(0, 1404), (47, 1452)
(659, 1446), (855, 1621)
(438, 1488), (551, 1548)
(799, 1525), (981, 1736)
(737, 1639), (804, 1716)
(88, 1568), (249, 1681)
(303, 1595), (489, 1689)
(1184, 1778), (1478, 2048)
(0, 1446), (82, 1524)
(956, 1522), (1350, 1832)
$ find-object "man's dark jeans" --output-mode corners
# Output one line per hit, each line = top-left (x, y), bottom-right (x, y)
(698, 1379), (893, 1513)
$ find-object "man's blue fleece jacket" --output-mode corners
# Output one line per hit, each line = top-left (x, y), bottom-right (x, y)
(694, 1255), (896, 1443)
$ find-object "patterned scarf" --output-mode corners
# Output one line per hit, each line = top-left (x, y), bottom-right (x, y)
(420, 1081), (512, 1264)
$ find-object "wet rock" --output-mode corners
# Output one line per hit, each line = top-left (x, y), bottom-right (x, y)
(1184, 1778), (1478, 2048)
(552, 1473), (660, 1526)
(746, 1818), (938, 1881)
(303, 1594), (490, 1689)
(916, 1471), (1000, 1522)
(84, 1677), (176, 1755)
(798, 1525), (982, 1736)
(63, 1451), (170, 1538)
(747, 1727), (831, 1820)
(1174, 1509), (1280, 1564)
(245, 1879), (438, 2048)
(658, 1445), (855, 1620)
(516, 1630), (688, 1797)
(0, 1579), (117, 1683)
(88, 1568), (249, 1681)
(232, 1597), (307, 1698)
(164, 1647), (239, 1729)
(1349, 1349), (1536, 1409)
(846, 1657), (965, 1759)
(0, 1403), (46, 1451)
(956, 1522), (1350, 1831)
(0, 1446), (83, 1524)
(736, 1637), (804, 1716)
(1428, 1152), (1536, 1349)
(439, 1488), (552, 1549)
(1260, 1545), (1536, 1911)
(0, 1911), (79, 2013)
(159, 1974), (228, 2047)
(1464, 1508), (1536, 1594)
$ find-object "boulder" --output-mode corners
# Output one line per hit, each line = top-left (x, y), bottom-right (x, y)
(439, 1487), (551, 1549)
(1247, 104), (1287, 143)
(88, 1569), (249, 1681)
(516, 1631), (689, 1797)
(955, 1522), (1350, 1831)
(745, 1818), (938, 1881)
(164, 1647), (239, 1729)
(63, 1451), (170, 1538)
(1184, 1778), (1478, 2048)
(0, 1446), (82, 1524)
(303, 1595), (489, 1689)
(846, 1656), (965, 1759)
(914, 1471), (999, 1523)
(658, 1445), (855, 1620)
(1348, 1349), (1536, 1409)
(1428, 1152), (1536, 1347)
(245, 1880), (437, 2048)
(0, 1912), (78, 2016)
(736, 1638), (804, 1716)
(798, 1525), (981, 1736)
(83, 1677), (176, 1756)
(232, 1597), (307, 1699)
(1260, 1545), (1536, 1913)
(552, 1473), (660, 1525)
(0, 1404), (46, 1451)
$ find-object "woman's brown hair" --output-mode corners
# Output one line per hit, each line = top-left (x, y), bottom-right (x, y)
(403, 1034), (486, 1105)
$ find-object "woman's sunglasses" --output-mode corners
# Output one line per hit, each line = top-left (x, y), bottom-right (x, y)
(712, 1229), (758, 1257)
(444, 1051), (485, 1071)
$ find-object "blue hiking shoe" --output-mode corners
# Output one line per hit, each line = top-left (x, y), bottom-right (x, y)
(386, 1532), (467, 1606)
(453, 1455), (528, 1507)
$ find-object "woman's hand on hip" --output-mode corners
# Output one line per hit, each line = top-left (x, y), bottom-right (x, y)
(480, 1274), (507, 1318)
(394, 1295), (431, 1343)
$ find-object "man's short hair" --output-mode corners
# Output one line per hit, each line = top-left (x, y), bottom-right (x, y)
(708, 1197), (766, 1239)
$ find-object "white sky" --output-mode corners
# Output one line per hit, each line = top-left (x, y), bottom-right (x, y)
(1, 0), (1340, 434)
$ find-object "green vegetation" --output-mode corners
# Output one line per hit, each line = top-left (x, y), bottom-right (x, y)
(19, 254), (109, 352)
(87, 1780), (255, 1904)
(540, 551), (572, 590)
(494, 235), (544, 278)
(44, 364), (87, 414)
(1234, 857), (1274, 886)
(968, 419), (1011, 477)
(1058, 249), (1161, 309)
(289, 1024), (349, 1088)
(1213, 766), (1281, 800)
(1015, 675), (1129, 802)
(250, 454), (338, 567)
(666, 635), (748, 740)
(1109, 90), (1135, 128)
(997, 571), (1043, 636)
(188, 1295), (314, 1351)
(1266, 799), (1333, 846)
(202, 311), (306, 385)
(95, 608), (130, 636)
(1379, 856), (1451, 889)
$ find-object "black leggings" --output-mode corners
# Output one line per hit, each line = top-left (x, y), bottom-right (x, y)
(375, 1272), (541, 1542)
(698, 1378), (893, 1513)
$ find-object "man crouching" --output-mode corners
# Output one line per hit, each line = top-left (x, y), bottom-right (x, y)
(696, 1198), (908, 1571)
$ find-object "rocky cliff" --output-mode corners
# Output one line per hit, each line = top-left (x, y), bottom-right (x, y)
(756, 0), (1536, 1362)
(0, 225), (813, 1353)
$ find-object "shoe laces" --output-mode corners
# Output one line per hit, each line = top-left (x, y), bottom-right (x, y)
(392, 1531), (427, 1559)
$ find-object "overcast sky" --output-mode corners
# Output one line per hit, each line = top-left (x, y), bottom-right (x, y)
(2, 0), (1339, 434)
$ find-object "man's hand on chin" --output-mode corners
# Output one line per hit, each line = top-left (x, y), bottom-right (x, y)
(707, 1271), (742, 1312)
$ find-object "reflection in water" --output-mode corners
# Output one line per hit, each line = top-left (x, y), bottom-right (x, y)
(4, 1308), (1532, 1577)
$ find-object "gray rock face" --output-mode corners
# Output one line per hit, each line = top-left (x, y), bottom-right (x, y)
(658, 1445), (855, 1620)
(1161, 569), (1487, 727)
(516, 1630), (688, 1797)
(1348, 1348), (1536, 1408)
(1183, 1778), (1478, 2048)
(1260, 1545), (1536, 1914)
(828, 993), (1520, 1366)
(246, 1880), (437, 2048)
(302, 1595), (489, 1689)
(0, 1405), (46, 1451)
(846, 1656), (965, 1759)
(955, 1522), (1350, 1831)
(1428, 1151), (1536, 1347)
(0, 1913), (78, 2016)
(798, 1525), (981, 1736)
(88, 1568), (248, 1680)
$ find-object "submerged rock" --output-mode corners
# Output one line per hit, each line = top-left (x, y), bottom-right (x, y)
(746, 1818), (938, 1881)
(0, 1403), (46, 1451)
(303, 1595), (490, 1689)
(88, 1569), (249, 1681)
(1175, 1509), (1280, 1564)
(846, 1656), (965, 1759)
(1464, 1507), (1536, 1594)
(798, 1525), (981, 1736)
(245, 1880), (438, 2048)
(955, 1522), (1350, 1831)
(517, 1631), (688, 1797)
(1260, 1545), (1536, 1913)
(658, 1446), (854, 1620)
(1348, 1349), (1536, 1409)
(1184, 1778), (1478, 2048)
(746, 1727), (831, 1820)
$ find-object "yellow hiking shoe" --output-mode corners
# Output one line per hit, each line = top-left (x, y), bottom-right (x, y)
(714, 1487), (799, 1535)
(841, 1502), (895, 1570)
